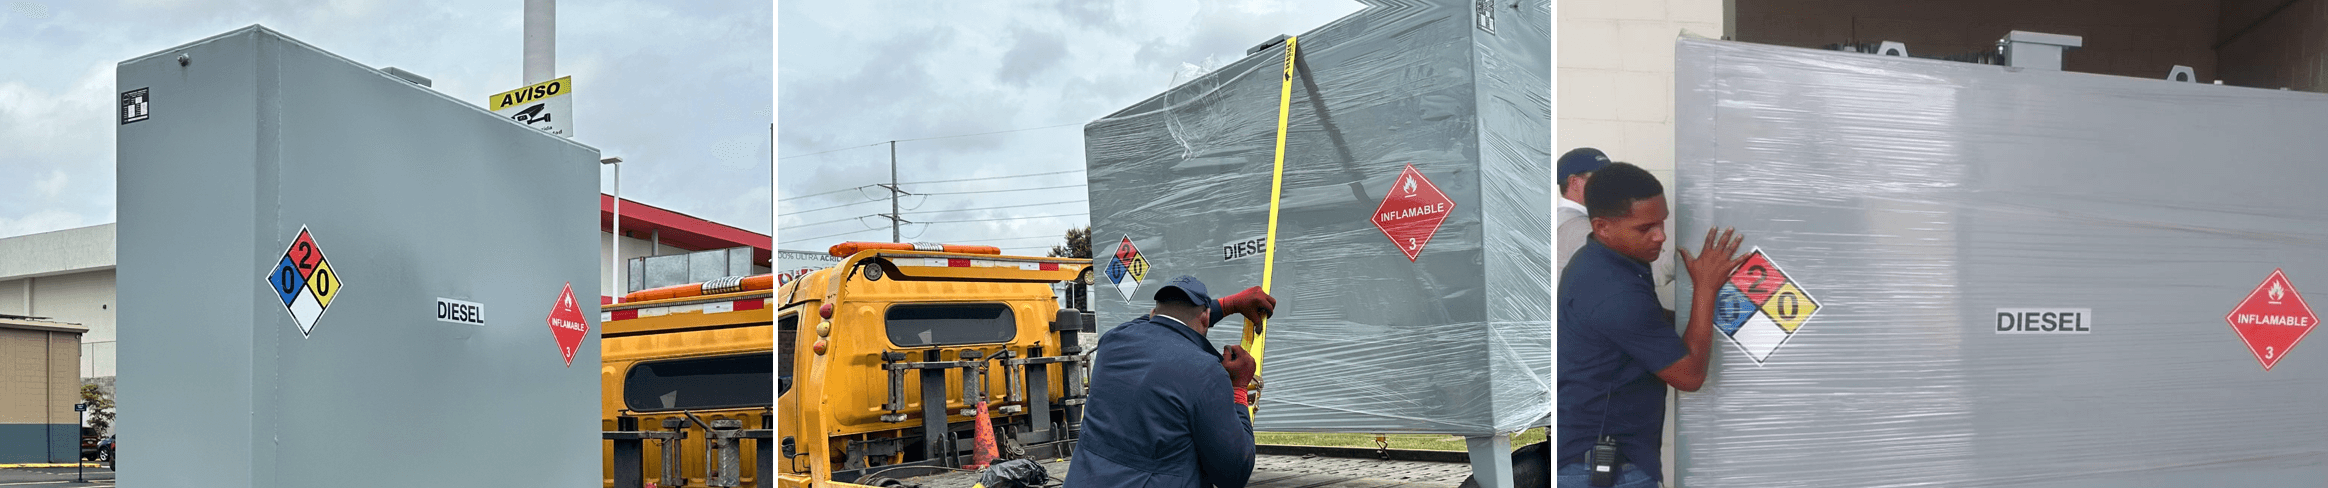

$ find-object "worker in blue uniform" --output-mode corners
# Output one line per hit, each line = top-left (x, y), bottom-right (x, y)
(1067, 276), (1276, 488)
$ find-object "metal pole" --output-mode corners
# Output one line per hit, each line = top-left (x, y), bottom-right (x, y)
(612, 163), (621, 298)
(890, 141), (899, 242)
(523, 0), (556, 84)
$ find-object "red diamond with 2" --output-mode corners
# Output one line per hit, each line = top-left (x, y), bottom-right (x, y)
(2225, 269), (2318, 371)
(1370, 164), (1455, 262)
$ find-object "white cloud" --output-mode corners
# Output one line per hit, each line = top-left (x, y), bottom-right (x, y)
(0, 208), (86, 237)
(33, 170), (66, 199)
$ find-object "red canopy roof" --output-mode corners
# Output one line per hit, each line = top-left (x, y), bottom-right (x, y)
(601, 194), (771, 267)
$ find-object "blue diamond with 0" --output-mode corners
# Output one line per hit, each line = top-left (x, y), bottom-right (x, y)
(1714, 284), (1757, 335)
(268, 255), (307, 306)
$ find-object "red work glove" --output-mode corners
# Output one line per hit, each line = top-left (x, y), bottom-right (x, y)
(1222, 345), (1257, 406)
(1218, 287), (1276, 320)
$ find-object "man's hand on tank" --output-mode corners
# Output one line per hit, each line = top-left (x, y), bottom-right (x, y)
(1678, 226), (1748, 292)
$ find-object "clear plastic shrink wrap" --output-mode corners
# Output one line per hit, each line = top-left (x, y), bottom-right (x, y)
(1081, 0), (1550, 435)
(1674, 36), (2328, 486)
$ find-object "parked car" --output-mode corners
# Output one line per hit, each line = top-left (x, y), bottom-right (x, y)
(93, 435), (113, 465)
(78, 428), (101, 460)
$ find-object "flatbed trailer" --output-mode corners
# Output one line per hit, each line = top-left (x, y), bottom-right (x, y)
(875, 453), (1475, 488)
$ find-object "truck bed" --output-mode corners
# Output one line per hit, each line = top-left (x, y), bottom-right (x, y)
(897, 454), (1473, 487)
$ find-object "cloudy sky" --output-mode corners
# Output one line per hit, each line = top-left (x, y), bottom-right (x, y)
(0, 0), (772, 238)
(778, 0), (1364, 255)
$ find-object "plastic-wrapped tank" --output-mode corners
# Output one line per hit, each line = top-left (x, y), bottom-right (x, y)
(1083, 0), (1550, 436)
(1675, 36), (2328, 486)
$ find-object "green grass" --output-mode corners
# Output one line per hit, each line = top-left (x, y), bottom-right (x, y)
(1255, 427), (1546, 452)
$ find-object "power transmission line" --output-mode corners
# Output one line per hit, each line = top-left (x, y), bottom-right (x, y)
(918, 212), (1089, 224)
(778, 184), (876, 202)
(899, 169), (1085, 185)
(784, 214), (876, 229)
(776, 142), (885, 161)
(778, 121), (1087, 160)
(898, 200), (1087, 216)
(783, 197), (889, 214)
(916, 184), (1087, 196)
(884, 122), (1084, 142)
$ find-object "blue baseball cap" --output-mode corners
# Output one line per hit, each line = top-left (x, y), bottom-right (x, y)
(1155, 275), (1224, 321)
(1559, 147), (1611, 180)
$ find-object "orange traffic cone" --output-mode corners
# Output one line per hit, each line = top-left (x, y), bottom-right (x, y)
(968, 400), (1000, 470)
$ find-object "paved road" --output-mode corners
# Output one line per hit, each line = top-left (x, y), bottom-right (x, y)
(0, 467), (114, 487)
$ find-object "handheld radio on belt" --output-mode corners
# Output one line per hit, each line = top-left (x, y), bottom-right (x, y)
(1590, 384), (1620, 487)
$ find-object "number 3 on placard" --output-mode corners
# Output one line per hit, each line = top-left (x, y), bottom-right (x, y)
(2267, 346), (2275, 360)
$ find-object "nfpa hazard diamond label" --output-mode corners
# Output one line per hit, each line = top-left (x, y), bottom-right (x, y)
(2226, 269), (2317, 371)
(1712, 249), (1820, 365)
(264, 226), (344, 338)
(1104, 236), (1149, 301)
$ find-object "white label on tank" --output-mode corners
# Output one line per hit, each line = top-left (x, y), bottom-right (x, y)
(1995, 308), (2091, 334)
(436, 297), (487, 326)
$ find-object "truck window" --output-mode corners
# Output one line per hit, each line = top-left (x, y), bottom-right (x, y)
(623, 353), (774, 412)
(885, 303), (1016, 347)
(778, 314), (796, 395)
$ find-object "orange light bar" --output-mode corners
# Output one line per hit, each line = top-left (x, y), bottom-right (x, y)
(620, 274), (775, 303)
(827, 242), (1003, 257)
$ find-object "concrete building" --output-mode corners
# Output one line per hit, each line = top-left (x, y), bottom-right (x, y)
(0, 315), (84, 463)
(0, 194), (768, 387)
(0, 224), (115, 380)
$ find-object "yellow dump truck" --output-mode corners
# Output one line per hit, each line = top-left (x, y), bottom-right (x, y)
(776, 243), (1094, 487)
(603, 274), (778, 488)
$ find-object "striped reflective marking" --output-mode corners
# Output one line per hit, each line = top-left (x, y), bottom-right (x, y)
(903, 258), (1065, 269)
(602, 298), (769, 322)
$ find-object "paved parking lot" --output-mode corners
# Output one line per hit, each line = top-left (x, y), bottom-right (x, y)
(0, 466), (114, 487)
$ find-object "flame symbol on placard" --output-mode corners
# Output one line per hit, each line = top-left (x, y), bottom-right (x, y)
(1403, 176), (1417, 195)
(2272, 282), (2286, 302)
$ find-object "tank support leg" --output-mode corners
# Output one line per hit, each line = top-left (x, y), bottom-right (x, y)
(1465, 435), (1513, 488)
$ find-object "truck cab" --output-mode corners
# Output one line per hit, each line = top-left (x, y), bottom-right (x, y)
(776, 243), (1092, 487)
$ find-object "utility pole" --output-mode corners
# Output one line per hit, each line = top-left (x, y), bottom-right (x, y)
(875, 140), (911, 242)
(890, 141), (899, 241)
(523, 0), (555, 84)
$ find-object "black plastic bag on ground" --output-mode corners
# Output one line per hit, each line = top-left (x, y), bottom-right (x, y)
(976, 459), (1052, 488)
(1457, 441), (1550, 488)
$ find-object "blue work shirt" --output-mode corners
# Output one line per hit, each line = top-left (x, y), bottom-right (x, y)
(1558, 237), (1687, 481)
(1067, 314), (1255, 488)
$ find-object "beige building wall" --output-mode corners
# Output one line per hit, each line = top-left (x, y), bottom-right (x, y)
(0, 272), (118, 378)
(0, 327), (79, 425)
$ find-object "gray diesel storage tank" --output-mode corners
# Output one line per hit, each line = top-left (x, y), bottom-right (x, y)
(116, 26), (601, 486)
(1676, 35), (2328, 487)
(1082, 0), (1551, 449)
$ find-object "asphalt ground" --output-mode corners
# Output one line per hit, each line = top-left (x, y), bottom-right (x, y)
(0, 466), (114, 487)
